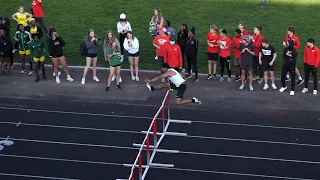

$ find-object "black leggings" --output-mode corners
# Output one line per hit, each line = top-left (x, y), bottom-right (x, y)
(34, 61), (46, 77)
(304, 63), (318, 90)
(253, 56), (263, 78)
(180, 45), (186, 68)
(119, 33), (127, 55)
(220, 56), (231, 78)
(281, 62), (296, 91)
(186, 55), (198, 78)
(35, 17), (48, 34)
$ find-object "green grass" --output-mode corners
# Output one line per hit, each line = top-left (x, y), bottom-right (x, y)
(2, 0), (320, 74)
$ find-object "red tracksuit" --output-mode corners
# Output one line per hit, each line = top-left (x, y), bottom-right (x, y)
(164, 44), (182, 68)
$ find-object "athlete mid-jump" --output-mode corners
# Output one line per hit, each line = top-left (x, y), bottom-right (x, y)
(145, 63), (201, 105)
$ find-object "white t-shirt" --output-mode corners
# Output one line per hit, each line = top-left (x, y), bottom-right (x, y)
(167, 68), (185, 87)
(117, 21), (132, 33)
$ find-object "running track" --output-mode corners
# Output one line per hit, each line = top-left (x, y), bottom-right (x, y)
(0, 97), (319, 180)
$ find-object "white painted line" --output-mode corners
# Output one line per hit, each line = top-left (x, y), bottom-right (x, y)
(156, 167), (315, 180)
(0, 173), (80, 180)
(123, 164), (148, 168)
(133, 143), (155, 148)
(141, 131), (187, 136)
(132, 144), (179, 153)
(5, 136), (10, 140)
(16, 121), (21, 127)
(0, 106), (319, 133)
(0, 153), (123, 167)
(149, 163), (174, 168)
(169, 119), (192, 124)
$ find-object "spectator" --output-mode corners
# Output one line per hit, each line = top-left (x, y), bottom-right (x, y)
(164, 36), (182, 72)
(153, 27), (170, 83)
(185, 27), (199, 82)
(81, 29), (100, 85)
(0, 28), (12, 75)
(163, 20), (175, 37)
(47, 26), (74, 84)
(206, 25), (220, 80)
(239, 35), (255, 91)
(103, 30), (122, 83)
(26, 18), (43, 39)
(124, 31), (140, 81)
(259, 39), (277, 90)
(238, 21), (248, 36)
(2, 18), (14, 68)
(302, 38), (320, 95)
(250, 25), (264, 84)
(117, 13), (132, 61)
(31, 0), (48, 34)
(106, 40), (122, 92)
(151, 8), (164, 29)
(279, 40), (297, 96)
(177, 24), (188, 73)
(14, 24), (33, 75)
(11, 6), (32, 28)
(29, 33), (46, 82)
(283, 26), (304, 85)
(218, 29), (232, 83)
(232, 29), (242, 81)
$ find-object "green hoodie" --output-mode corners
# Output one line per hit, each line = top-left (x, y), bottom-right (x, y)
(29, 39), (45, 58)
(15, 31), (31, 51)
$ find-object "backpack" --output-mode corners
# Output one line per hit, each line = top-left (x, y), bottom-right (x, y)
(80, 40), (88, 56)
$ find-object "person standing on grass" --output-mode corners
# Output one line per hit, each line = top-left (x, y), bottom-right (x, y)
(26, 18), (43, 40)
(301, 38), (320, 95)
(150, 8), (164, 59)
(14, 24), (33, 76)
(250, 25), (264, 84)
(283, 27), (304, 85)
(47, 26), (74, 84)
(104, 30), (122, 83)
(81, 29), (100, 85)
(0, 28), (12, 75)
(163, 20), (175, 37)
(29, 33), (46, 82)
(124, 31), (140, 81)
(177, 24), (188, 73)
(238, 21), (248, 36)
(232, 29), (242, 81)
(106, 40), (122, 92)
(259, 39), (277, 90)
(2, 18), (14, 69)
(153, 27), (170, 83)
(239, 35), (255, 91)
(164, 36), (182, 72)
(117, 13), (132, 61)
(206, 25), (220, 80)
(218, 29), (232, 83)
(145, 63), (201, 106)
(279, 40), (297, 96)
(185, 27), (199, 82)
(31, 0), (48, 34)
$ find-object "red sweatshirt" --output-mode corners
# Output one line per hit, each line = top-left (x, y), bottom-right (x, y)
(153, 35), (170, 57)
(284, 35), (300, 50)
(232, 36), (242, 59)
(164, 44), (182, 68)
(304, 45), (320, 68)
(251, 33), (263, 56)
(241, 29), (248, 36)
(219, 36), (231, 58)
(32, 0), (44, 18)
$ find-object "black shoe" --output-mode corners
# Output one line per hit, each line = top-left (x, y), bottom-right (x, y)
(105, 87), (110, 92)
(206, 74), (213, 80)
(298, 79), (304, 86)
(116, 85), (121, 90)
(35, 76), (40, 82)
(235, 77), (241, 81)
(7, 72), (12, 76)
(185, 74), (192, 80)
(2, 71), (5, 76)
(43, 75), (47, 81)
(10, 64), (14, 69)
(193, 78), (199, 83)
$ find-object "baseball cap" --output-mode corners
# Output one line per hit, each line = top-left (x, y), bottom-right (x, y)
(120, 13), (126, 19)
(158, 27), (166, 32)
(242, 35), (250, 42)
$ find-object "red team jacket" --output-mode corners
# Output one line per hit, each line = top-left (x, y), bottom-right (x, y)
(284, 35), (300, 50)
(232, 36), (242, 59)
(304, 45), (320, 68)
(153, 35), (170, 57)
(251, 33), (264, 56)
(164, 44), (182, 68)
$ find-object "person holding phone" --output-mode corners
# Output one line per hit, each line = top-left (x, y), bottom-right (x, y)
(124, 31), (140, 81)
(117, 13), (132, 61)
(106, 40), (122, 91)
(239, 35), (255, 91)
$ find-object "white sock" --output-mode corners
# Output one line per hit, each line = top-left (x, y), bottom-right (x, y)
(298, 76), (302, 80)
(67, 75), (71, 78)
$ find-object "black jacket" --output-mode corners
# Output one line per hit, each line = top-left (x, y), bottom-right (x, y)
(282, 40), (297, 65)
(26, 24), (43, 39)
(177, 29), (188, 48)
(47, 37), (65, 57)
(0, 35), (12, 56)
(185, 37), (198, 57)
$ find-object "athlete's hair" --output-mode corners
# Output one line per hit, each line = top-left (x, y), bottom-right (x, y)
(152, 8), (162, 23)
(210, 25), (218, 32)
(288, 27), (295, 34)
(307, 38), (315, 44)
(235, 28), (241, 34)
(239, 21), (245, 26)
(220, 29), (227, 35)
(255, 25), (262, 32)
(162, 63), (170, 69)
(262, 39), (269, 44)
(105, 30), (115, 47)
(87, 28), (94, 40)
(127, 31), (135, 41)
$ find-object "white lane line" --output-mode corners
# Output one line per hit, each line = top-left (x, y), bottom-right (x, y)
(0, 154), (313, 180)
(156, 166), (315, 180)
(0, 121), (319, 148)
(5, 136), (10, 140)
(0, 106), (319, 133)
(0, 172), (80, 180)
(1, 137), (319, 165)
(16, 121), (21, 127)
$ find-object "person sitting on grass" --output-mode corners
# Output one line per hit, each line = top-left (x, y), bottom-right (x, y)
(106, 40), (122, 92)
(259, 39), (277, 90)
(145, 63), (201, 106)
(29, 33), (46, 82)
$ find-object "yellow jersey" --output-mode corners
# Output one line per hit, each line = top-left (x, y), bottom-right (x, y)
(17, 13), (28, 27)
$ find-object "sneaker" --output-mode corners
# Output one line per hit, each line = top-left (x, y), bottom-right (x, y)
(253, 76), (259, 81)
(105, 87), (110, 92)
(181, 68), (186, 73)
(239, 84), (245, 90)
(235, 76), (241, 81)
(301, 88), (308, 94)
(67, 76), (74, 82)
(119, 77), (122, 83)
(298, 79), (304, 86)
(135, 77), (139, 81)
(279, 87), (287, 92)
(131, 76), (135, 81)
(10, 64), (14, 69)
(227, 77), (231, 83)
(213, 75), (217, 80)
(28, 71), (34, 76)
(313, 90), (318, 95)
(20, 70), (26, 75)
(290, 91), (295, 96)
(219, 77), (224, 83)
(193, 78), (199, 83)
(53, 71), (61, 77)
(263, 84), (269, 90)
(56, 77), (61, 84)
(43, 75), (47, 81)
(146, 83), (152, 91)
(12, 49), (17, 54)
(271, 83), (277, 90)
(93, 76), (100, 82)
(206, 74), (213, 80)
(192, 97), (202, 104)
(257, 79), (263, 84)
(116, 84), (121, 90)
(249, 85), (254, 91)
(81, 78), (85, 85)
(155, 56), (158, 60)
(112, 75), (116, 81)
(185, 74), (192, 80)
(35, 76), (40, 82)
